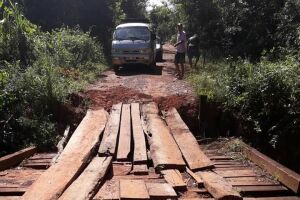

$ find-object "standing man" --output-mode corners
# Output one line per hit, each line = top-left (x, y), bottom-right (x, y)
(187, 34), (200, 69)
(174, 23), (187, 79)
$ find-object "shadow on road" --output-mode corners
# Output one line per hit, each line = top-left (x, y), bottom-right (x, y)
(115, 64), (163, 76)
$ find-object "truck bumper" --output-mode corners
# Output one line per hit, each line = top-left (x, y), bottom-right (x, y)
(112, 54), (152, 66)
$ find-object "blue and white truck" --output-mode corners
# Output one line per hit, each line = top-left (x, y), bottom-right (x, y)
(111, 20), (157, 70)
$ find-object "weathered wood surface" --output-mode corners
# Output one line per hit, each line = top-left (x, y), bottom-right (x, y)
(198, 171), (242, 200)
(161, 169), (187, 190)
(0, 197), (21, 200)
(117, 104), (132, 161)
(93, 179), (119, 200)
(22, 109), (108, 200)
(98, 103), (122, 157)
(146, 182), (177, 199)
(133, 164), (148, 175)
(166, 108), (213, 170)
(59, 156), (112, 200)
(131, 103), (147, 164)
(142, 103), (185, 171)
(119, 179), (150, 200)
(0, 147), (36, 171)
(235, 185), (289, 195)
(214, 169), (260, 178)
(186, 167), (204, 187)
(0, 187), (26, 195)
(242, 142), (300, 194)
(244, 197), (300, 200)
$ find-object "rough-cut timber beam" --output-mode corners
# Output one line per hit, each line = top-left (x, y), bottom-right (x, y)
(142, 103), (185, 171)
(21, 109), (108, 200)
(166, 108), (214, 170)
(0, 147), (36, 171)
(241, 141), (300, 194)
(98, 103), (122, 157)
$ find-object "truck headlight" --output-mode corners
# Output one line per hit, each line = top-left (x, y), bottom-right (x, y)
(139, 48), (151, 54)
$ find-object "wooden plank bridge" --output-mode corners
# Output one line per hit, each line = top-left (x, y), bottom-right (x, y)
(0, 102), (299, 200)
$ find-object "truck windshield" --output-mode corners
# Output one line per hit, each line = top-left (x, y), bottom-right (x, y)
(114, 27), (150, 41)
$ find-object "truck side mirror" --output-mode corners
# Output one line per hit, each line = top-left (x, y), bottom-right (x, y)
(151, 33), (156, 40)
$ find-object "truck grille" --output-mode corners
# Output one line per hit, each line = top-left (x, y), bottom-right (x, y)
(122, 50), (140, 54)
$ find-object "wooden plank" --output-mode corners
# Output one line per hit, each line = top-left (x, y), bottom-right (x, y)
(119, 179), (150, 200)
(0, 197), (21, 200)
(198, 171), (242, 200)
(22, 109), (108, 200)
(131, 103), (147, 164)
(142, 103), (185, 171)
(228, 179), (280, 186)
(28, 153), (56, 160)
(117, 104), (132, 161)
(22, 163), (50, 169)
(133, 164), (148, 175)
(235, 185), (290, 195)
(244, 197), (300, 200)
(242, 142), (300, 194)
(98, 103), (122, 157)
(146, 182), (177, 199)
(0, 147), (36, 171)
(59, 156), (112, 200)
(214, 169), (260, 178)
(186, 167), (204, 187)
(0, 187), (26, 195)
(93, 179), (119, 200)
(166, 108), (214, 170)
(25, 158), (52, 163)
(161, 169), (187, 190)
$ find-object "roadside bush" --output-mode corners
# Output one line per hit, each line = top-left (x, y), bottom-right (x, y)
(0, 2), (107, 155)
(188, 55), (300, 172)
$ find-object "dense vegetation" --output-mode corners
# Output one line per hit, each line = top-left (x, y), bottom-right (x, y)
(149, 0), (300, 172)
(0, 0), (108, 155)
(0, 0), (148, 156)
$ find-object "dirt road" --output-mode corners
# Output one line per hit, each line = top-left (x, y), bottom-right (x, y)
(82, 44), (199, 133)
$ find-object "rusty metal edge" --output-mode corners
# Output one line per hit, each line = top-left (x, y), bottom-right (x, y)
(241, 141), (300, 194)
(0, 147), (37, 171)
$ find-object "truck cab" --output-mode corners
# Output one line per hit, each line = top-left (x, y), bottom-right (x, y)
(111, 22), (156, 70)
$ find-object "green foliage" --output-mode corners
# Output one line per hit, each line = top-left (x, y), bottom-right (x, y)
(168, 0), (300, 60)
(0, 2), (107, 155)
(149, 4), (183, 42)
(188, 55), (300, 172)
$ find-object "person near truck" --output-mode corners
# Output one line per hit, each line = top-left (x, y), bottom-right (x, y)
(174, 23), (187, 79)
(187, 34), (200, 69)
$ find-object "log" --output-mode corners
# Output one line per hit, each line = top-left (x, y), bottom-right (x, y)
(117, 104), (132, 161)
(59, 156), (112, 200)
(166, 108), (213, 170)
(119, 179), (150, 200)
(131, 103), (147, 164)
(142, 103), (185, 171)
(198, 171), (242, 200)
(98, 103), (122, 157)
(241, 142), (300, 194)
(22, 109), (108, 200)
(161, 169), (187, 190)
(146, 182), (177, 199)
(0, 147), (36, 171)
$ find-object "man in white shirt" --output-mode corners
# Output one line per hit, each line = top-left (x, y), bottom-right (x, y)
(174, 23), (187, 79)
